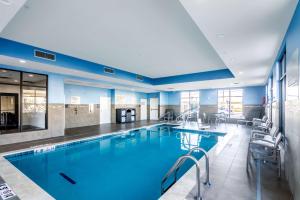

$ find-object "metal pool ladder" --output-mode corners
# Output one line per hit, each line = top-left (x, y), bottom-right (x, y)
(161, 147), (210, 200)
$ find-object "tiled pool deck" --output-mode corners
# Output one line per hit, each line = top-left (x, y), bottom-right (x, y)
(0, 121), (292, 200)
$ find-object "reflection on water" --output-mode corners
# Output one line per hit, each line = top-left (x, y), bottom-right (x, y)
(179, 132), (202, 151)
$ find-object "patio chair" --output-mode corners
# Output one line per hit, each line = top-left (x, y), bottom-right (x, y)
(216, 113), (227, 124)
(201, 112), (208, 124)
(160, 110), (174, 122)
(252, 118), (272, 132)
(247, 132), (283, 177)
(252, 115), (268, 126)
(250, 126), (279, 142)
(237, 109), (263, 126)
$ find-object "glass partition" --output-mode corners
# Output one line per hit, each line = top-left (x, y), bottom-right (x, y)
(22, 87), (47, 131)
(0, 68), (48, 135)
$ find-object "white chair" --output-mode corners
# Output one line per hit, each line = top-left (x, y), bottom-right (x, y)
(247, 132), (283, 177)
(250, 126), (279, 142)
(252, 118), (272, 132)
(252, 115), (267, 126)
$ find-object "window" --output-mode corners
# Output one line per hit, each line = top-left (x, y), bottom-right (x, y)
(180, 91), (199, 113)
(22, 87), (47, 131)
(218, 89), (243, 118)
(0, 68), (48, 135)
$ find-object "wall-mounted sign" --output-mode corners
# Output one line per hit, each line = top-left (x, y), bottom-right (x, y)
(0, 183), (16, 200)
(71, 96), (80, 104)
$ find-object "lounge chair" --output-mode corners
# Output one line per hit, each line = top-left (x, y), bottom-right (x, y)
(252, 118), (272, 132)
(250, 126), (279, 142)
(252, 115), (268, 126)
(247, 132), (283, 177)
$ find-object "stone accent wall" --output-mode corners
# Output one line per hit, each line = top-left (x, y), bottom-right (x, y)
(199, 105), (218, 115)
(285, 100), (300, 199)
(198, 105), (218, 123)
(65, 104), (100, 128)
(159, 105), (168, 118)
(243, 105), (265, 120)
(147, 105), (150, 120)
(0, 103), (65, 145)
(167, 105), (181, 117)
(111, 104), (140, 123)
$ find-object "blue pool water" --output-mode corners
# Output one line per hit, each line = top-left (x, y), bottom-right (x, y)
(6, 125), (223, 200)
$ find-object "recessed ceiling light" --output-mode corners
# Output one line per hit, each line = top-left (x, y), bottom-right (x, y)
(13, 80), (18, 83)
(0, 0), (11, 5)
(239, 71), (243, 75)
(19, 59), (26, 63)
(216, 34), (225, 38)
(28, 74), (34, 77)
(1, 70), (7, 73)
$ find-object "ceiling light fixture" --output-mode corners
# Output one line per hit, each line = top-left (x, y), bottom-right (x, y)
(28, 74), (34, 77)
(1, 70), (7, 73)
(19, 59), (26, 63)
(13, 80), (18, 83)
(239, 71), (243, 75)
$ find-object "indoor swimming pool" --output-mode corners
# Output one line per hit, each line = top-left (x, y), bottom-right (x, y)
(5, 125), (224, 200)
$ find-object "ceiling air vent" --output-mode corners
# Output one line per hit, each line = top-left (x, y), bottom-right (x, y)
(34, 50), (56, 61)
(136, 75), (143, 81)
(104, 67), (115, 74)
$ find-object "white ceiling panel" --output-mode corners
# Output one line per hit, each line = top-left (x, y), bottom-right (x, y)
(0, 0), (225, 78)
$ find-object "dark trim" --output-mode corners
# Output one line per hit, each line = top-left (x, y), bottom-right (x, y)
(0, 93), (19, 132)
(0, 67), (48, 135)
(46, 75), (48, 129)
(20, 71), (23, 132)
(21, 84), (48, 88)
(0, 83), (20, 86)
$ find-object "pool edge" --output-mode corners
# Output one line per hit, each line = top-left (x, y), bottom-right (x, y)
(0, 122), (224, 200)
(159, 130), (230, 200)
(0, 122), (167, 200)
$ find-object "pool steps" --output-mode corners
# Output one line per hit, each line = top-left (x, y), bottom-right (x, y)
(161, 147), (210, 200)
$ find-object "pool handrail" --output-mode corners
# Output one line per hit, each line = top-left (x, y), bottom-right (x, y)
(161, 147), (210, 200)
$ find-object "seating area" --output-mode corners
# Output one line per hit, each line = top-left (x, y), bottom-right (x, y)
(1, 1), (300, 200)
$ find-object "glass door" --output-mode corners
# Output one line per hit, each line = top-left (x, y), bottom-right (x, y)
(0, 93), (19, 134)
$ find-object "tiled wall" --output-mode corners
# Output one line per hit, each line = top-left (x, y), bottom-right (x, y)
(285, 100), (300, 199)
(199, 105), (218, 115)
(0, 104), (65, 145)
(167, 105), (181, 116)
(159, 105), (168, 118)
(65, 104), (100, 129)
(268, 2), (300, 198)
(243, 105), (265, 120)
